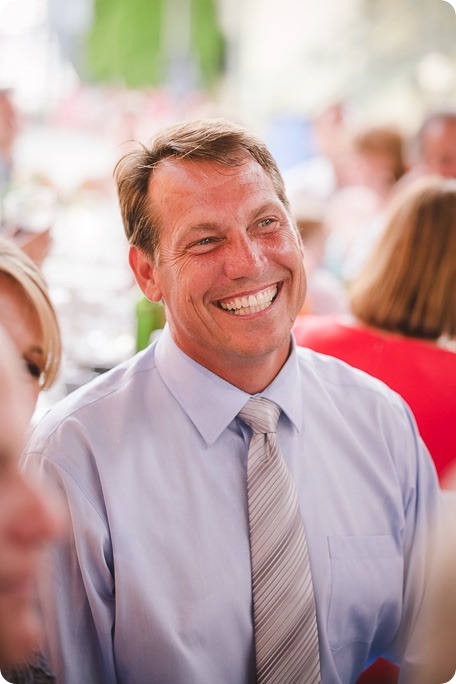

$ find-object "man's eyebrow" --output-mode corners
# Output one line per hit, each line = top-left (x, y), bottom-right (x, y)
(180, 200), (286, 240)
(251, 200), (287, 219)
(182, 222), (222, 237)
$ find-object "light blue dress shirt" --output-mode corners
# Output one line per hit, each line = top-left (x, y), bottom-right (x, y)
(25, 325), (441, 683)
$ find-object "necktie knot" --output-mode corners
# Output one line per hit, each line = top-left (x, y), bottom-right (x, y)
(238, 397), (280, 435)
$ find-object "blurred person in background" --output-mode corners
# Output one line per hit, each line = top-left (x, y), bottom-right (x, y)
(284, 101), (352, 204)
(0, 235), (61, 417)
(291, 195), (348, 316)
(0, 235), (63, 682)
(345, 124), (406, 200)
(406, 108), (456, 181)
(0, 325), (63, 674)
(324, 124), (406, 282)
(0, 89), (18, 193)
(294, 175), (456, 682)
(0, 91), (53, 267)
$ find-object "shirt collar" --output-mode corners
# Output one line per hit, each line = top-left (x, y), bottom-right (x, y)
(155, 325), (303, 445)
(261, 335), (303, 432)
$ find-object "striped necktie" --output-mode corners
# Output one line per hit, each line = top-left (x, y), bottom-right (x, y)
(239, 397), (321, 684)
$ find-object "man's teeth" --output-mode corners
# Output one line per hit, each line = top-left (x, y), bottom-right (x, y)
(219, 285), (278, 316)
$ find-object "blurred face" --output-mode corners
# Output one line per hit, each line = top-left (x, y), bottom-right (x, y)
(422, 120), (456, 178)
(0, 274), (43, 419)
(131, 157), (306, 392)
(348, 151), (396, 198)
(0, 330), (62, 667)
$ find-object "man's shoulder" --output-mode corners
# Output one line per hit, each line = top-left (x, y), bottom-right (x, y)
(294, 346), (416, 454)
(30, 346), (159, 450)
(295, 343), (401, 403)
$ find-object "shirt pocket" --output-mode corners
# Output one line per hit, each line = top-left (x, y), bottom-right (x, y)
(327, 535), (403, 650)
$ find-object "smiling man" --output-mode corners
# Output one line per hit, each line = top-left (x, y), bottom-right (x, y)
(24, 119), (441, 683)
(129, 155), (306, 393)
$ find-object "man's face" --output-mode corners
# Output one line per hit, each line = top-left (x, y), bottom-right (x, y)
(131, 157), (306, 391)
(422, 120), (456, 178)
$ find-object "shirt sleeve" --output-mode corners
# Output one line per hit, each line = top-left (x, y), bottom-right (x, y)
(22, 446), (117, 684)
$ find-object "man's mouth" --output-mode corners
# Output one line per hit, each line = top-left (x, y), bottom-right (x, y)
(217, 284), (279, 316)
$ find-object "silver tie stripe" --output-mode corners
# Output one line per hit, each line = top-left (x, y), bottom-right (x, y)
(239, 397), (321, 684)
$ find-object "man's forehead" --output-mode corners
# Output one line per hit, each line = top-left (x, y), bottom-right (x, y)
(151, 155), (268, 187)
(148, 158), (285, 226)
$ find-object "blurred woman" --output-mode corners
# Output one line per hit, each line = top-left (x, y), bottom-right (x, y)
(0, 236), (63, 678)
(0, 326), (62, 670)
(324, 124), (407, 281)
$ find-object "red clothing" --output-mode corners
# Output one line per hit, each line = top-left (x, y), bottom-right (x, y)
(293, 315), (456, 482)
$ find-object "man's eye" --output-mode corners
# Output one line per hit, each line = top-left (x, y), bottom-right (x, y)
(188, 236), (218, 251)
(259, 218), (275, 227)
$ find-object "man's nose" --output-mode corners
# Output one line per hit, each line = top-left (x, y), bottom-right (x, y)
(223, 234), (267, 280)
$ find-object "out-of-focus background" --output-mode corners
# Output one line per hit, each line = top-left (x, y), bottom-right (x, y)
(0, 0), (455, 412)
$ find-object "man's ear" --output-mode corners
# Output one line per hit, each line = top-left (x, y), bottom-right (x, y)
(129, 246), (163, 302)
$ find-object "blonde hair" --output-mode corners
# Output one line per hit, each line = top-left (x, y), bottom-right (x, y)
(0, 236), (61, 388)
(350, 176), (456, 340)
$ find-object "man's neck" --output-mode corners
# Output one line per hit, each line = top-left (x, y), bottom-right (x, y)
(186, 343), (292, 395)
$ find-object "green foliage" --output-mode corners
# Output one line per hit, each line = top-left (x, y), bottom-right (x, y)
(192, 0), (225, 88)
(87, 0), (164, 87)
(87, 0), (225, 89)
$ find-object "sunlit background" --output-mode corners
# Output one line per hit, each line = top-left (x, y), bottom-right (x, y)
(1, 0), (455, 124)
(0, 0), (455, 409)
